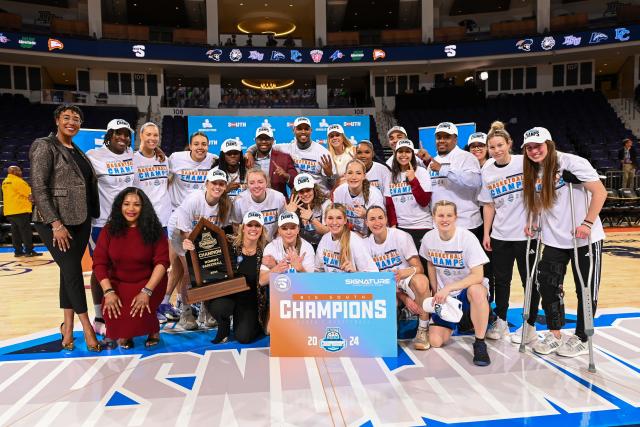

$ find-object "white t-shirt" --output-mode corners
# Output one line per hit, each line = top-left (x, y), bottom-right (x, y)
(314, 231), (379, 272)
(419, 228), (489, 297)
(536, 152), (606, 249)
(273, 142), (336, 194)
(428, 146), (482, 230)
(478, 155), (527, 241)
(86, 146), (135, 227)
(231, 188), (285, 238)
(133, 151), (171, 226)
(389, 167), (433, 229)
(214, 167), (246, 202)
(366, 227), (418, 272)
(299, 199), (331, 246)
(332, 183), (385, 236)
(260, 236), (316, 273)
(386, 152), (426, 169)
(367, 162), (392, 197)
(168, 151), (217, 209)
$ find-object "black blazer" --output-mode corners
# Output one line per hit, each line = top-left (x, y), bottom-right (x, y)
(618, 146), (638, 166)
(29, 133), (99, 225)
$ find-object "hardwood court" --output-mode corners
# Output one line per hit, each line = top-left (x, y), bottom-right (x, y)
(3, 230), (639, 341)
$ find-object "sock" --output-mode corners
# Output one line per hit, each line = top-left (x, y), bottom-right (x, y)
(162, 295), (170, 305)
(94, 305), (103, 319)
(475, 337), (485, 343)
(419, 319), (428, 328)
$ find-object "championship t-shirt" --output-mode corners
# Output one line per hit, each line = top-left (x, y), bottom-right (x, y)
(171, 189), (231, 234)
(231, 188), (286, 238)
(332, 183), (385, 236)
(366, 227), (418, 272)
(428, 146), (482, 230)
(260, 236), (316, 273)
(366, 162), (392, 197)
(273, 142), (336, 194)
(133, 151), (171, 226)
(86, 146), (135, 227)
(215, 167), (245, 202)
(389, 167), (433, 229)
(168, 151), (217, 209)
(298, 199), (331, 247)
(314, 231), (379, 272)
(478, 155), (526, 241)
(419, 228), (489, 297)
(537, 152), (606, 249)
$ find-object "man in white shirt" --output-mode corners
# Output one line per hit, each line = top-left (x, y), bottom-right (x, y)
(385, 125), (431, 168)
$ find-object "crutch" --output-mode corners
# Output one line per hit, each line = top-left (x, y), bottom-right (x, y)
(520, 213), (542, 353)
(564, 170), (596, 373)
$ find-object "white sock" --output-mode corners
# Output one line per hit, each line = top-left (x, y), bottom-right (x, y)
(94, 305), (103, 319)
(162, 295), (170, 305)
(419, 319), (428, 328)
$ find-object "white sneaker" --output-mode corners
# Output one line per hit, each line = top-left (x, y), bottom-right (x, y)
(556, 335), (589, 357)
(533, 331), (564, 355)
(511, 323), (538, 345)
(197, 303), (217, 328)
(176, 307), (198, 331)
(485, 318), (509, 340)
(413, 326), (430, 351)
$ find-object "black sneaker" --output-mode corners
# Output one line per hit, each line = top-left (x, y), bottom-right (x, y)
(211, 318), (230, 344)
(14, 251), (26, 257)
(25, 251), (43, 257)
(473, 340), (491, 366)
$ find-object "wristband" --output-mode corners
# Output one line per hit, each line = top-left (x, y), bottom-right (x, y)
(581, 222), (592, 229)
(583, 219), (593, 225)
(140, 287), (153, 297)
(104, 288), (115, 295)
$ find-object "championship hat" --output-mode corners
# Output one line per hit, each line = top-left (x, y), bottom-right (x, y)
(386, 125), (407, 138)
(435, 122), (458, 136)
(467, 132), (487, 146)
(422, 296), (463, 323)
(293, 173), (315, 191)
(255, 126), (274, 138)
(327, 124), (345, 135)
(293, 117), (311, 128)
(107, 119), (134, 133)
(206, 169), (228, 183)
(395, 139), (415, 151)
(242, 211), (264, 226)
(220, 138), (243, 153)
(521, 127), (552, 148)
(278, 211), (300, 227)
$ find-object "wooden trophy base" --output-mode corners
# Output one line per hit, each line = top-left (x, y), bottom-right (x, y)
(186, 277), (249, 304)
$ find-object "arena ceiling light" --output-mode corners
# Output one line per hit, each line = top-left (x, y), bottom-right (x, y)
(479, 71), (489, 81)
(241, 79), (295, 90)
(237, 17), (296, 36)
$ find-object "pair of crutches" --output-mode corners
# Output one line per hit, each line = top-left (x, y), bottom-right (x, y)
(520, 171), (596, 373)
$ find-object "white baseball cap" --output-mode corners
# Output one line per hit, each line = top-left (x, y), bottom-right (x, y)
(435, 122), (458, 136)
(327, 124), (344, 135)
(278, 212), (299, 227)
(220, 138), (242, 153)
(422, 296), (463, 323)
(293, 173), (315, 191)
(521, 127), (552, 148)
(395, 139), (415, 152)
(255, 126), (274, 138)
(242, 211), (264, 226)
(107, 119), (133, 133)
(386, 125), (407, 138)
(206, 169), (228, 183)
(293, 117), (311, 128)
(467, 132), (487, 146)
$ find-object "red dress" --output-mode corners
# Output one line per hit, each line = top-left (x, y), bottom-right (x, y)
(93, 225), (169, 339)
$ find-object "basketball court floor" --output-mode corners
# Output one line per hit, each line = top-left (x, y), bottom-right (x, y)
(1, 230), (639, 426)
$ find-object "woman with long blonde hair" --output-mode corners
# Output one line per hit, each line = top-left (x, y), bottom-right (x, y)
(326, 124), (356, 177)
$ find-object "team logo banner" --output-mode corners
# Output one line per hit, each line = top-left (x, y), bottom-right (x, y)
(269, 272), (397, 357)
(419, 122), (476, 155)
(188, 115), (370, 156)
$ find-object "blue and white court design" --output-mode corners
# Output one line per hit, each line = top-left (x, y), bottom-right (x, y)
(1, 308), (639, 427)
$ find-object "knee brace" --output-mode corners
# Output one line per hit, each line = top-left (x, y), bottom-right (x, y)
(537, 260), (567, 330)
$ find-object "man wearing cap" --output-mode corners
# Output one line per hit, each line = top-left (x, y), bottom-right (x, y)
(251, 126), (297, 195)
(2, 165), (40, 257)
(427, 122), (483, 238)
(385, 125), (431, 169)
(86, 118), (135, 336)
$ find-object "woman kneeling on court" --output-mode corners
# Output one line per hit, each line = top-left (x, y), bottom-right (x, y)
(365, 206), (431, 351)
(94, 188), (169, 349)
(419, 200), (491, 366)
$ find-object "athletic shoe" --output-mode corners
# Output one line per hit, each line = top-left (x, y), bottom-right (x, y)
(93, 317), (107, 336)
(24, 251), (43, 257)
(413, 326), (430, 351)
(556, 335), (589, 357)
(157, 303), (180, 321)
(473, 341), (491, 366)
(175, 307), (198, 331)
(14, 251), (26, 257)
(197, 303), (217, 328)
(511, 323), (538, 345)
(533, 331), (563, 355)
(485, 318), (509, 340)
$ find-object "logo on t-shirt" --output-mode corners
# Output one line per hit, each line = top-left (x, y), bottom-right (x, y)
(179, 169), (208, 184)
(261, 209), (279, 225)
(427, 249), (465, 269)
(389, 182), (412, 202)
(137, 165), (168, 182)
(294, 158), (320, 174)
(322, 249), (341, 269)
(372, 249), (402, 271)
(106, 159), (134, 176)
(488, 174), (523, 199)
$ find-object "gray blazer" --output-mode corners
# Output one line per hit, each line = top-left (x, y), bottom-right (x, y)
(29, 134), (100, 225)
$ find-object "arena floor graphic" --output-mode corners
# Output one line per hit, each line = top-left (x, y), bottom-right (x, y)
(1, 308), (639, 427)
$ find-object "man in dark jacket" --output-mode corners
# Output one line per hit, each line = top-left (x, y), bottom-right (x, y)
(619, 138), (637, 188)
(252, 126), (297, 197)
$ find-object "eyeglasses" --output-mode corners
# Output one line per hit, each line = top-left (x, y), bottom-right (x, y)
(469, 145), (486, 150)
(61, 115), (82, 125)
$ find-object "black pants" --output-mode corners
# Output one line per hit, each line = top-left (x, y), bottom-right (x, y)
(35, 218), (92, 314)
(208, 295), (260, 344)
(7, 213), (33, 253)
(469, 225), (495, 300)
(491, 238), (541, 325)
(398, 227), (430, 275)
(537, 241), (603, 341)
